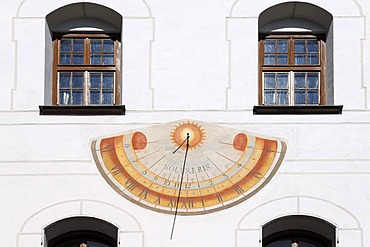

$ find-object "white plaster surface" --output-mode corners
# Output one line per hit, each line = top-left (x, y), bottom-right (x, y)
(1, 0), (370, 247)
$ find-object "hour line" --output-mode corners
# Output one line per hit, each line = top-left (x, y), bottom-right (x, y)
(219, 141), (233, 146)
(157, 167), (166, 176)
(207, 157), (227, 177)
(137, 150), (160, 160)
(148, 155), (166, 170)
(205, 171), (217, 193)
(195, 173), (201, 188)
(216, 152), (239, 165)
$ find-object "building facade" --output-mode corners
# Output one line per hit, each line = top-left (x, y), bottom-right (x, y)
(1, 0), (370, 246)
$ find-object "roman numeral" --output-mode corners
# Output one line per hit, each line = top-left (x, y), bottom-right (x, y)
(251, 171), (263, 179)
(167, 198), (177, 208)
(111, 165), (124, 176)
(101, 144), (114, 152)
(233, 184), (244, 195)
(138, 189), (149, 199)
(216, 193), (223, 203)
(154, 195), (161, 205)
(124, 178), (138, 191)
(180, 199), (194, 208)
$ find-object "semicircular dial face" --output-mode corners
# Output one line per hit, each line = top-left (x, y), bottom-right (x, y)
(91, 119), (287, 215)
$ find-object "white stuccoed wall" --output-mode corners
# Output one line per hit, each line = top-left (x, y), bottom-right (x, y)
(1, 0), (370, 247)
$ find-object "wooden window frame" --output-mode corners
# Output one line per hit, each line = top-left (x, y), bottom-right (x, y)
(258, 34), (326, 106)
(52, 33), (122, 106)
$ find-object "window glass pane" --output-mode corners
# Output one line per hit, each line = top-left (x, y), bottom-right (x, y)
(60, 40), (71, 52)
(307, 40), (318, 52)
(308, 90), (319, 104)
(277, 73), (288, 88)
(103, 73), (114, 88)
(72, 91), (83, 105)
(264, 54), (275, 65)
(59, 91), (71, 105)
(295, 89), (306, 105)
(264, 40), (275, 53)
(90, 91), (101, 104)
(59, 73), (71, 88)
(307, 54), (319, 65)
(90, 73), (101, 89)
(72, 73), (84, 88)
(60, 53), (71, 65)
(103, 54), (114, 65)
(264, 73), (275, 88)
(307, 73), (319, 88)
(266, 240), (292, 247)
(277, 40), (288, 53)
(294, 73), (306, 88)
(55, 239), (113, 247)
(102, 91), (114, 105)
(103, 40), (114, 52)
(300, 241), (320, 247)
(277, 90), (288, 105)
(72, 54), (84, 64)
(294, 40), (305, 52)
(277, 54), (288, 65)
(73, 39), (84, 52)
(264, 90), (275, 105)
(91, 54), (101, 65)
(294, 54), (305, 65)
(91, 40), (102, 52)
(87, 241), (112, 247)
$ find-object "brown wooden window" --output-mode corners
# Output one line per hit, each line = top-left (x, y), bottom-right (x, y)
(259, 35), (326, 106)
(52, 34), (121, 106)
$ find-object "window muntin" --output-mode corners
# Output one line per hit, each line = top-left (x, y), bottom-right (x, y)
(263, 39), (289, 65)
(263, 72), (320, 106)
(90, 39), (115, 65)
(58, 72), (115, 105)
(89, 72), (115, 105)
(260, 35), (324, 106)
(53, 34), (120, 106)
(60, 39), (85, 65)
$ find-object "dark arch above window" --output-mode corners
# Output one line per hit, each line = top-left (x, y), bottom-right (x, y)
(259, 2), (332, 33)
(263, 215), (336, 247)
(46, 3), (122, 33)
(45, 217), (118, 247)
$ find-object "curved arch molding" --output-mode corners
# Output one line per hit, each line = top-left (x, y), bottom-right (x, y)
(17, 200), (143, 247)
(229, 0), (363, 17)
(17, 0), (152, 17)
(235, 196), (363, 247)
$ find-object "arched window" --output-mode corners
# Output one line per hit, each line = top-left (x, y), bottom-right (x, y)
(262, 215), (336, 247)
(45, 217), (118, 247)
(40, 3), (125, 115)
(256, 2), (341, 113)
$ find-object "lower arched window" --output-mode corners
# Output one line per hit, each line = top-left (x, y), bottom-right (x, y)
(45, 217), (118, 247)
(262, 216), (336, 247)
(264, 230), (330, 247)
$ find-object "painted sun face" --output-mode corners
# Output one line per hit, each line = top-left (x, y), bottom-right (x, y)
(170, 121), (206, 150)
(91, 119), (287, 215)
